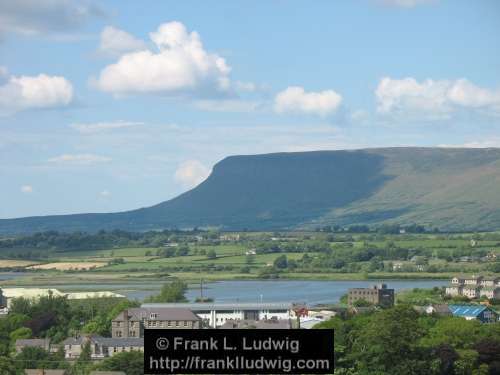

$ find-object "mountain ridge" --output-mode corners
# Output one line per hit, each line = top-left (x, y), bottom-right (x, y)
(2, 147), (500, 234)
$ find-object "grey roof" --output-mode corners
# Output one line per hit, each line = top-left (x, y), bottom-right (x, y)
(62, 335), (143, 347)
(142, 302), (293, 311)
(481, 276), (500, 281)
(220, 319), (291, 329)
(16, 338), (50, 347)
(115, 307), (200, 322)
(453, 274), (483, 280)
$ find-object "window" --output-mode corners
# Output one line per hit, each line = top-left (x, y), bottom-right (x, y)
(183, 321), (188, 327)
(150, 313), (157, 319)
(167, 321), (172, 327)
(175, 321), (180, 327)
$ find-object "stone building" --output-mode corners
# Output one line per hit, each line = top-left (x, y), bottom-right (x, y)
(112, 307), (201, 338)
(347, 284), (394, 307)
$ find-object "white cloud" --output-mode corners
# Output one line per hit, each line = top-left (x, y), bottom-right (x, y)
(99, 190), (111, 197)
(96, 21), (231, 97)
(99, 26), (147, 57)
(274, 86), (342, 116)
(47, 153), (111, 164)
(0, 0), (103, 37)
(174, 160), (211, 188)
(70, 121), (143, 134)
(20, 185), (33, 193)
(0, 73), (73, 115)
(375, 77), (500, 119)
(381, 0), (436, 7)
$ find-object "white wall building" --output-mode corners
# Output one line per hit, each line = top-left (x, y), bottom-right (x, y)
(142, 302), (293, 328)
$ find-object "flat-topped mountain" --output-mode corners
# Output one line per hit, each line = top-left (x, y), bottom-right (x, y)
(2, 147), (500, 233)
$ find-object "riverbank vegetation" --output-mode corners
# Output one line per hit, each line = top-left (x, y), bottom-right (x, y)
(1, 230), (499, 286)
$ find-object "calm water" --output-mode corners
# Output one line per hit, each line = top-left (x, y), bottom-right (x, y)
(0, 272), (448, 304)
(124, 279), (448, 304)
(183, 280), (448, 305)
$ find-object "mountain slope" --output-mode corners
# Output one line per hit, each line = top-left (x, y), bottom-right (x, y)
(2, 147), (500, 233)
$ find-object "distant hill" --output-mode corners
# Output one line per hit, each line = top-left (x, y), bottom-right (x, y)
(2, 147), (500, 234)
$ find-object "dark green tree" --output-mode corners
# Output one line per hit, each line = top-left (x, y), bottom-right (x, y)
(95, 350), (144, 375)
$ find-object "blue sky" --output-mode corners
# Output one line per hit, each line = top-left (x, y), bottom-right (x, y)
(1, 0), (499, 218)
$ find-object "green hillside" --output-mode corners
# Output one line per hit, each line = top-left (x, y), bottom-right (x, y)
(1, 147), (500, 233)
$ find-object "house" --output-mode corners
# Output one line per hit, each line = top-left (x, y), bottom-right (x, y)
(347, 284), (394, 307)
(462, 285), (481, 299)
(451, 276), (466, 285)
(479, 287), (500, 299)
(445, 284), (463, 296)
(62, 335), (144, 359)
(15, 338), (51, 353)
(464, 275), (483, 285)
(112, 308), (200, 338)
(245, 249), (257, 256)
(449, 305), (499, 323)
(220, 319), (292, 329)
(424, 304), (452, 316)
(480, 276), (500, 287)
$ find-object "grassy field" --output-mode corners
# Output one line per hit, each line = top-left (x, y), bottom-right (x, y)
(1, 231), (498, 289)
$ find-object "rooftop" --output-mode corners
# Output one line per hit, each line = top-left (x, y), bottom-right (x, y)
(449, 305), (488, 317)
(62, 335), (144, 347)
(115, 307), (200, 322)
(141, 302), (293, 311)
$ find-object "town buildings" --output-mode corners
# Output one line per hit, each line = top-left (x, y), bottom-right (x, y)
(347, 284), (395, 307)
(445, 275), (500, 299)
(62, 335), (144, 359)
(111, 307), (201, 338)
(141, 302), (293, 328)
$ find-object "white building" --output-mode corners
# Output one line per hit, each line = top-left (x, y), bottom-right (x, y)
(142, 302), (293, 328)
(1, 288), (124, 309)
